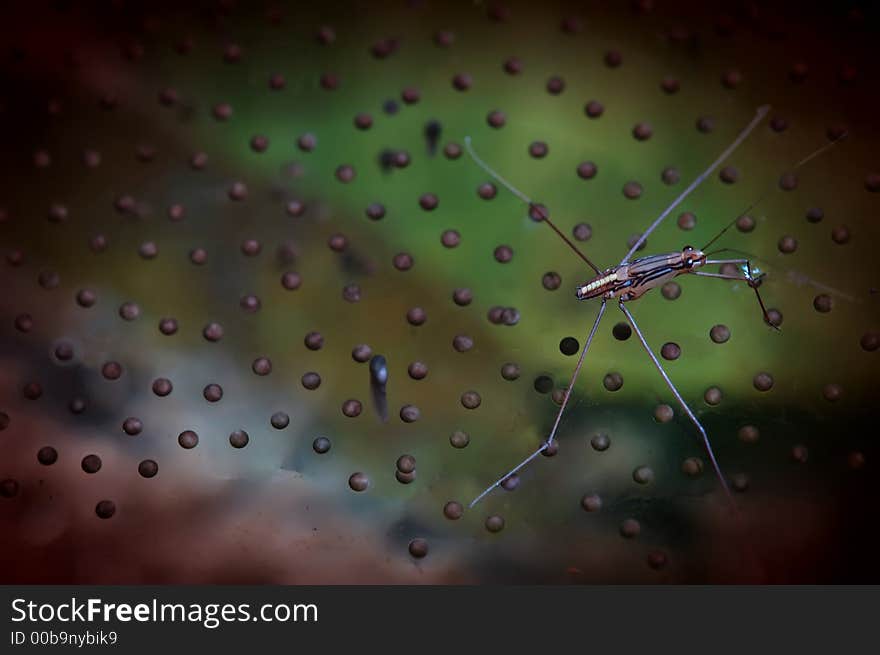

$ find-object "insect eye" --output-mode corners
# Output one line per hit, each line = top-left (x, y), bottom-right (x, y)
(683, 245), (694, 252)
(685, 258), (694, 268)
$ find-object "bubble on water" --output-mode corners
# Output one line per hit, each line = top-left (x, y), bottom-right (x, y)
(822, 383), (842, 402)
(584, 100), (604, 118)
(753, 372), (774, 392)
(738, 425), (760, 444)
(252, 358), (272, 376)
(542, 272), (562, 291)
(677, 212), (696, 230)
(95, 500), (116, 519)
(559, 337), (579, 355)
(443, 143), (462, 159)
(400, 405), (421, 423)
(696, 116), (715, 133)
(501, 474), (520, 491)
(534, 375), (553, 394)
(453, 335), (474, 352)
(813, 294), (833, 313)
(81, 454), (102, 474)
(452, 288), (473, 305)
(529, 141), (549, 158)
(577, 162), (597, 180)
(590, 433), (610, 451)
(493, 245), (513, 263)
(710, 324), (731, 343)
(806, 207), (824, 223)
(352, 344), (373, 362)
(731, 473), (750, 492)
(661, 77), (681, 94)
(178, 431), (198, 449)
(1, 479), (20, 498)
(632, 466), (654, 485)
(603, 372), (624, 392)
(704, 386), (723, 406)
(487, 110), (506, 128)
(342, 400), (363, 418)
(831, 225), (851, 244)
(619, 519), (641, 539)
(122, 417), (143, 436)
(348, 472), (369, 492)
(661, 282), (681, 300)
(304, 332), (324, 350)
(449, 430), (470, 449)
(152, 378), (173, 397)
(119, 302), (141, 321)
(419, 193), (439, 211)
(37, 446), (58, 465)
(647, 550), (668, 570)
(848, 452), (866, 470)
(623, 181), (643, 199)
(654, 404), (674, 423)
(485, 515), (505, 533)
(407, 307), (427, 326)
(158, 318), (179, 336)
(270, 412), (290, 429)
(443, 501), (464, 520)
(460, 391), (481, 409)
(632, 122), (653, 141)
(229, 430), (249, 449)
(100, 361), (124, 380)
(778, 235), (798, 254)
(23, 383), (42, 401)
(581, 494), (602, 512)
(681, 457), (704, 477)
(408, 538), (429, 558)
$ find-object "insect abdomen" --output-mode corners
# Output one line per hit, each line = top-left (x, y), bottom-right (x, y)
(577, 272), (618, 299)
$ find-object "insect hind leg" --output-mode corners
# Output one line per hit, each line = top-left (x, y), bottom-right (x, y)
(618, 301), (734, 502)
(467, 300), (608, 509)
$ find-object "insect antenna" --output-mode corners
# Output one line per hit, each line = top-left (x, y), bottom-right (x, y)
(620, 105), (772, 265)
(701, 131), (849, 252)
(464, 136), (601, 275)
(704, 246), (762, 260)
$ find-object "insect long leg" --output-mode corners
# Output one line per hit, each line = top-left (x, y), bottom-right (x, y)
(621, 105), (770, 264)
(463, 136), (601, 275)
(618, 301), (733, 500)
(702, 258), (777, 329)
(468, 300), (608, 509)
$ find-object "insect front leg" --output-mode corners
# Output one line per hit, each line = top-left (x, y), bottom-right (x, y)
(698, 258), (777, 329)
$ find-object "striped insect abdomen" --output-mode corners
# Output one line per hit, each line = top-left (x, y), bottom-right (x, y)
(576, 252), (689, 301)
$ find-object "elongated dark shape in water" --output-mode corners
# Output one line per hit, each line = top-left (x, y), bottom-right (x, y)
(370, 355), (389, 422)
(424, 119), (442, 156)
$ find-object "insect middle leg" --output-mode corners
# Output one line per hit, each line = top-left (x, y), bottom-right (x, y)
(618, 301), (734, 500)
(468, 300), (608, 508)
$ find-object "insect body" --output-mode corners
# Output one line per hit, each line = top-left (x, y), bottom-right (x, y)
(463, 105), (844, 509)
(577, 247), (707, 302)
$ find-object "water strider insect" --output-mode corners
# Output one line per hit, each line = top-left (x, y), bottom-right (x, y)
(464, 105), (847, 508)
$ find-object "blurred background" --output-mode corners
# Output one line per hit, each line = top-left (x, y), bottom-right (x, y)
(0, 0), (878, 583)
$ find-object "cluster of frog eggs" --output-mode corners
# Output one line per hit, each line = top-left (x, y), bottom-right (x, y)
(2, 6), (878, 570)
